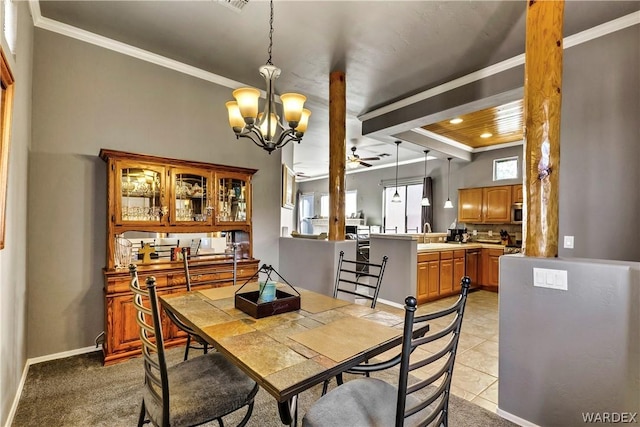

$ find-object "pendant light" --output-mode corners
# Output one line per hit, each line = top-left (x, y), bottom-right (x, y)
(444, 157), (454, 209)
(391, 141), (401, 203)
(421, 150), (431, 206)
(225, 0), (310, 154)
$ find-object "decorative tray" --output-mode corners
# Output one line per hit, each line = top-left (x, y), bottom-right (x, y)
(234, 264), (300, 319)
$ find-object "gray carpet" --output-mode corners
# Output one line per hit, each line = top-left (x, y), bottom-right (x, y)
(13, 347), (516, 426)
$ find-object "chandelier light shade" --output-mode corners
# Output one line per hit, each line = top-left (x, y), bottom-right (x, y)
(225, 0), (310, 154)
(421, 150), (431, 206)
(391, 141), (402, 203)
(444, 157), (454, 209)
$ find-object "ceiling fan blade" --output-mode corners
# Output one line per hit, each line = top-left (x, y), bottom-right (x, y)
(359, 161), (373, 167)
(359, 156), (381, 161)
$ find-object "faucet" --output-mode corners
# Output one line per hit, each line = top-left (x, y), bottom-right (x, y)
(423, 222), (432, 243)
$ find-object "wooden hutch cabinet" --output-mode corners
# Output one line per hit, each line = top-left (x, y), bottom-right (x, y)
(99, 149), (259, 365)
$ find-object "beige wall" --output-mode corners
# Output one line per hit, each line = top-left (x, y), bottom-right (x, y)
(0, 2), (33, 424)
(29, 29), (283, 359)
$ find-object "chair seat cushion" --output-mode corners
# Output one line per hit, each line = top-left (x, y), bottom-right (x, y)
(302, 378), (421, 427)
(144, 352), (258, 427)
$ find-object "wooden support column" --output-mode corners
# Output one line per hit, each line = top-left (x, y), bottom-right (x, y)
(328, 71), (346, 241)
(523, 0), (564, 257)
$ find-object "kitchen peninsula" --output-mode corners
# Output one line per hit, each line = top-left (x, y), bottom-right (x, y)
(369, 234), (508, 305)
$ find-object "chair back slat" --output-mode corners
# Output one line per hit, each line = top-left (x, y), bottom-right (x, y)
(395, 276), (471, 427)
(129, 265), (171, 427)
(333, 250), (388, 308)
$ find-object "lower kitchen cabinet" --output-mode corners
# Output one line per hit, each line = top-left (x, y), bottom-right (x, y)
(417, 247), (502, 303)
(439, 251), (454, 295)
(453, 250), (466, 292)
(417, 252), (440, 304)
(481, 248), (503, 291)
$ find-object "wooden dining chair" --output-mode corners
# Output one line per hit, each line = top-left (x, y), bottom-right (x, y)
(129, 265), (258, 427)
(305, 277), (471, 427)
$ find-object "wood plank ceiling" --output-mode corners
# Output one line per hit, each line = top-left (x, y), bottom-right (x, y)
(422, 99), (524, 149)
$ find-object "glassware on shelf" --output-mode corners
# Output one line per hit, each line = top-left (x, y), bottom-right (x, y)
(120, 167), (162, 222)
(114, 236), (133, 269)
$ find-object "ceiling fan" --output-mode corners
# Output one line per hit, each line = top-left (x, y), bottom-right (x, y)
(346, 146), (383, 169)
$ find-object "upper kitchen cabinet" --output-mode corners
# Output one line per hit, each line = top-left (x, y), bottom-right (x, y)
(215, 172), (251, 226)
(482, 185), (512, 223)
(458, 184), (517, 224)
(512, 184), (523, 204)
(458, 188), (484, 223)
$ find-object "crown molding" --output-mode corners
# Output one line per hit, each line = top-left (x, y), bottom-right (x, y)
(28, 0), (246, 90)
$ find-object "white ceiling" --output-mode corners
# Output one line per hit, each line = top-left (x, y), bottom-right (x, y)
(37, 1), (640, 178)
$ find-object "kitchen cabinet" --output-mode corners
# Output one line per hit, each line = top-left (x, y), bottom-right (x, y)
(481, 248), (503, 291)
(482, 185), (512, 223)
(418, 249), (467, 303)
(512, 184), (523, 203)
(457, 184), (516, 224)
(458, 188), (483, 223)
(453, 250), (466, 292)
(417, 252), (440, 304)
(439, 251), (454, 295)
(100, 149), (259, 364)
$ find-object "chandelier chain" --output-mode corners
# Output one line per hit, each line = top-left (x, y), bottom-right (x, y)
(267, 0), (274, 65)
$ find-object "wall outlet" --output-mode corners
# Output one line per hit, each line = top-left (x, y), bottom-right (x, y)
(563, 235), (574, 249)
(533, 268), (568, 291)
(488, 230), (493, 237)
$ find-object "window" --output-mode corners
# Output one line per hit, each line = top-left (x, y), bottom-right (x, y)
(383, 183), (423, 233)
(320, 191), (357, 218)
(493, 156), (518, 181)
(3, 0), (17, 54)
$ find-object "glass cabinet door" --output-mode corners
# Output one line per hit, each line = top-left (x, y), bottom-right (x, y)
(115, 161), (166, 225)
(216, 173), (251, 225)
(171, 168), (213, 225)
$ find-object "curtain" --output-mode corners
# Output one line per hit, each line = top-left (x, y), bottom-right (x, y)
(421, 177), (433, 232)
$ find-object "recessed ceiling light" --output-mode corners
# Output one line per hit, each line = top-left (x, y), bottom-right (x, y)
(480, 132), (493, 138)
(449, 118), (463, 124)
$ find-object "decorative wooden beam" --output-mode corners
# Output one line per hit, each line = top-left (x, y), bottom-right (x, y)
(328, 71), (346, 241)
(523, 0), (564, 257)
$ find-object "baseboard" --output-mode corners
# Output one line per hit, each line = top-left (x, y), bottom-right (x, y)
(496, 407), (541, 427)
(5, 345), (101, 426)
(376, 297), (404, 309)
(6, 361), (30, 426)
(26, 345), (100, 366)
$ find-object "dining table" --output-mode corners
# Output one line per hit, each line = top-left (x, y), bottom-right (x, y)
(159, 282), (406, 426)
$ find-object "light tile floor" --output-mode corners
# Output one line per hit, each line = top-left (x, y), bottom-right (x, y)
(372, 290), (500, 413)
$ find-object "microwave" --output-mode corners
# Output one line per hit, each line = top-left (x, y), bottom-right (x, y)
(511, 203), (523, 224)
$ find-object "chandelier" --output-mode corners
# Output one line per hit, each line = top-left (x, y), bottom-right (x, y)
(225, 0), (310, 154)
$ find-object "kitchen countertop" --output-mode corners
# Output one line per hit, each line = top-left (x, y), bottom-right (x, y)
(417, 242), (506, 253)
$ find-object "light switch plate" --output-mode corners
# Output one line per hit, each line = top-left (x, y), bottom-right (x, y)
(533, 268), (568, 290)
(564, 235), (574, 249)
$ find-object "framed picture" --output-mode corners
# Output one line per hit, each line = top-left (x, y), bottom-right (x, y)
(0, 48), (15, 250)
(282, 164), (295, 209)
